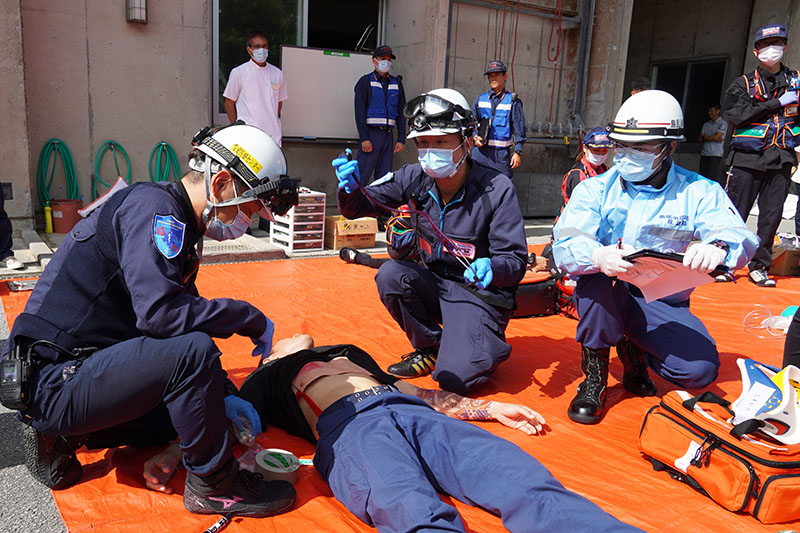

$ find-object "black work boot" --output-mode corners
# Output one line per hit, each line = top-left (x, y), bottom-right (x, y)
(22, 423), (86, 490)
(386, 348), (438, 378)
(184, 456), (296, 517)
(616, 338), (657, 397)
(567, 346), (610, 424)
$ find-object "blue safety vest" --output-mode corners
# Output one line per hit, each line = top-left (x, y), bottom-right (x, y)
(366, 72), (400, 127)
(477, 91), (514, 148)
(731, 68), (800, 151)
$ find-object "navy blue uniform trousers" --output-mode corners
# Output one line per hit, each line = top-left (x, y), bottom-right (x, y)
(23, 332), (232, 476)
(313, 390), (641, 533)
(575, 273), (719, 389)
(726, 164), (792, 271)
(375, 260), (511, 394)
(471, 146), (513, 178)
(357, 127), (395, 185)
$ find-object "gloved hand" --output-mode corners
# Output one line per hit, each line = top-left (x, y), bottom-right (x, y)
(682, 243), (727, 274)
(779, 91), (799, 107)
(464, 257), (493, 289)
(590, 243), (635, 276)
(224, 395), (262, 436)
(250, 317), (274, 359)
(331, 150), (360, 193)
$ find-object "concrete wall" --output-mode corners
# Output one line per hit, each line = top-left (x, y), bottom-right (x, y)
(20, 0), (210, 213)
(13, 0), (636, 223)
(1, 0), (34, 228)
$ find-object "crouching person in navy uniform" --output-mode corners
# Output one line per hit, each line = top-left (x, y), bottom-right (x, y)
(2, 125), (300, 518)
(553, 91), (758, 425)
(333, 88), (528, 394)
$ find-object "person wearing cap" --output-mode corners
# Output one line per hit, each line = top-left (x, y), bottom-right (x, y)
(558, 127), (613, 216)
(2, 124), (300, 517)
(472, 60), (527, 178)
(332, 88), (528, 394)
(353, 45), (406, 186)
(552, 90), (758, 425)
(723, 23), (800, 287)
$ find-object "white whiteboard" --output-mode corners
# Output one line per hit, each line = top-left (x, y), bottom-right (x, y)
(280, 46), (374, 140)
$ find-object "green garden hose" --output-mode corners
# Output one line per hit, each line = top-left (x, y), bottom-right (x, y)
(36, 138), (79, 208)
(148, 142), (181, 182)
(93, 140), (131, 199)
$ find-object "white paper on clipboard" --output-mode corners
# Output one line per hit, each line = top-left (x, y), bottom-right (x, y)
(616, 252), (715, 302)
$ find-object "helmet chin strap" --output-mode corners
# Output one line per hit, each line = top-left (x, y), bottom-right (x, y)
(201, 163), (215, 226)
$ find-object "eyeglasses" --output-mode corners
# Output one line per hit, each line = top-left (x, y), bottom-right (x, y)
(248, 43), (268, 50)
(612, 142), (666, 156)
(756, 38), (786, 50)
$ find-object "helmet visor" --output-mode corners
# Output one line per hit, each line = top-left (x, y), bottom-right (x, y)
(404, 94), (472, 137)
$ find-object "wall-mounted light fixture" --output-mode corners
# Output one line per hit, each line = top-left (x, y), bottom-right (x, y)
(126, 0), (147, 24)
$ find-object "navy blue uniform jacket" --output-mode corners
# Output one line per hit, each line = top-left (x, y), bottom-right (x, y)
(5, 182), (267, 362)
(338, 160), (528, 307)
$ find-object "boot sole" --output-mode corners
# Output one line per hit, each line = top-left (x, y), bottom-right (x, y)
(567, 409), (603, 424)
(22, 423), (83, 490)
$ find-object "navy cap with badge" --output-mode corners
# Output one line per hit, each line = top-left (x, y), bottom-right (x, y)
(484, 60), (507, 75)
(754, 24), (788, 46)
(373, 45), (396, 59)
(583, 127), (613, 148)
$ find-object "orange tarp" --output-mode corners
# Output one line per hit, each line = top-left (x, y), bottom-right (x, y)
(3, 253), (799, 532)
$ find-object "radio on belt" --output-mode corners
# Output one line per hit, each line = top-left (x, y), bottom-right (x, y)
(0, 344), (34, 411)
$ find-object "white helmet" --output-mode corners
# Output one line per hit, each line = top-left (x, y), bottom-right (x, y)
(608, 90), (686, 143)
(191, 124), (298, 217)
(404, 88), (477, 139)
(731, 358), (800, 445)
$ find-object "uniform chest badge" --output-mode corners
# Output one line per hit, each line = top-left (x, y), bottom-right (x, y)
(153, 214), (185, 259)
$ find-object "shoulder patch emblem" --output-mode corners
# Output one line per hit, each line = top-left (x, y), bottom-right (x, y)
(153, 214), (185, 259)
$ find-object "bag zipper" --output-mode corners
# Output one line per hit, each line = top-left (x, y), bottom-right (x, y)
(752, 473), (800, 518)
(646, 410), (758, 512)
(661, 401), (800, 469)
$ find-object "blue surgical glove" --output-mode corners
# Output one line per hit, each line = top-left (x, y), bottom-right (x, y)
(224, 395), (262, 436)
(332, 152), (360, 193)
(779, 91), (798, 107)
(251, 317), (274, 359)
(464, 257), (493, 289)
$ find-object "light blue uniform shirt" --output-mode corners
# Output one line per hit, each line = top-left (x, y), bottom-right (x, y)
(552, 162), (758, 301)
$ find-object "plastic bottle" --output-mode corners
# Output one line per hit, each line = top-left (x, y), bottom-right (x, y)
(232, 414), (255, 447)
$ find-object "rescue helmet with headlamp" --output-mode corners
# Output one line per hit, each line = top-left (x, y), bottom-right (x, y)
(190, 123), (299, 219)
(608, 90), (686, 143)
(404, 88), (477, 140)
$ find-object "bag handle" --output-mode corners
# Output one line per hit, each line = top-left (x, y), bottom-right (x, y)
(681, 391), (735, 417)
(730, 418), (766, 439)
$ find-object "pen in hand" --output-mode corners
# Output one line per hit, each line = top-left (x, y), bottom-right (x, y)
(617, 237), (622, 249)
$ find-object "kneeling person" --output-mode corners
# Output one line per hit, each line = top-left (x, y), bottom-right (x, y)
(333, 88), (528, 394)
(553, 90), (758, 424)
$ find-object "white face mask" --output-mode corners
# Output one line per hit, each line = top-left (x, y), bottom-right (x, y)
(251, 47), (268, 63)
(613, 144), (667, 183)
(585, 150), (608, 167)
(376, 60), (391, 74)
(757, 45), (784, 67)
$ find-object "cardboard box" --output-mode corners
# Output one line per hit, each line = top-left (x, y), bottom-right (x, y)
(770, 246), (800, 276)
(325, 215), (378, 249)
